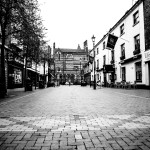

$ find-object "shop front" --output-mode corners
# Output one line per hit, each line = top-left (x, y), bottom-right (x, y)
(103, 64), (115, 87)
(144, 50), (150, 88)
(7, 53), (24, 89)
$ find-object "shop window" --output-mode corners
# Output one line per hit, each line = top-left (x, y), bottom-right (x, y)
(135, 62), (142, 82)
(133, 10), (139, 25)
(14, 68), (22, 84)
(122, 67), (126, 81)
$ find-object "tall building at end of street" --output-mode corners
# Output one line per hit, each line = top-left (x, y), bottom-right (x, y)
(53, 43), (88, 85)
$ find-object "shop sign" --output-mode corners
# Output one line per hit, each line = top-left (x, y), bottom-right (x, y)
(103, 65), (115, 73)
(144, 50), (150, 62)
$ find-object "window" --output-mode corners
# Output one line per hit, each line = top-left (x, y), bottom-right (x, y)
(103, 55), (106, 65)
(134, 34), (140, 50)
(133, 11), (139, 25)
(122, 67), (126, 81)
(97, 59), (99, 69)
(58, 53), (61, 60)
(111, 50), (114, 61)
(121, 43), (125, 57)
(120, 24), (124, 35)
(97, 48), (99, 54)
(135, 62), (142, 81)
(103, 41), (105, 49)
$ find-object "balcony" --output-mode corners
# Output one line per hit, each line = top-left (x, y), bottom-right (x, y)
(133, 49), (140, 55)
(120, 55), (125, 60)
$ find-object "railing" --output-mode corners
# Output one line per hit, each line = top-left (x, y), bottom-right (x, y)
(120, 55), (125, 60)
(133, 49), (140, 55)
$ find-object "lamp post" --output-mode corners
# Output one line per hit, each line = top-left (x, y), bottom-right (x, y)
(91, 35), (96, 90)
(80, 58), (82, 83)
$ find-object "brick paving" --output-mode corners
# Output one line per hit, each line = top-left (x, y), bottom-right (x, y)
(0, 86), (150, 149)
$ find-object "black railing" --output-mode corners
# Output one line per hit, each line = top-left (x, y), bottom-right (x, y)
(133, 49), (140, 55)
(120, 55), (125, 60)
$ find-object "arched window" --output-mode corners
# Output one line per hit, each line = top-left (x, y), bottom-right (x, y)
(56, 51), (61, 60)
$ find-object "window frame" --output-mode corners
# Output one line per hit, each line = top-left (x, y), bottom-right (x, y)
(103, 41), (105, 50)
(97, 47), (99, 55)
(121, 43), (125, 57)
(120, 23), (124, 36)
(133, 10), (139, 25)
(134, 34), (140, 51)
(103, 55), (106, 66)
(135, 61), (142, 82)
(122, 67), (126, 81)
(97, 59), (99, 69)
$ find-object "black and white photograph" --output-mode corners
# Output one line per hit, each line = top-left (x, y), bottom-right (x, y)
(0, 0), (150, 149)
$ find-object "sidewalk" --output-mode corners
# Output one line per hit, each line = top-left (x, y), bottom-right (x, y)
(0, 86), (40, 102)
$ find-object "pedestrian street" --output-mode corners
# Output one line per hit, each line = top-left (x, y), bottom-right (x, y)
(0, 86), (150, 149)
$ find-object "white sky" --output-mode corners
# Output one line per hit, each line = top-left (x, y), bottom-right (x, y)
(38, 0), (134, 50)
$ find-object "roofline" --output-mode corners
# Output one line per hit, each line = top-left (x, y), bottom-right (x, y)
(95, 0), (143, 48)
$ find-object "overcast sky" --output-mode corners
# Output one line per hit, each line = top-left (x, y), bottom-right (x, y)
(38, 0), (135, 50)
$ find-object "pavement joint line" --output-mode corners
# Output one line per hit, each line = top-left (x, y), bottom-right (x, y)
(0, 91), (40, 106)
(113, 91), (150, 100)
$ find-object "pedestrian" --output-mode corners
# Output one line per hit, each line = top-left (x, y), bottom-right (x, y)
(69, 79), (71, 86)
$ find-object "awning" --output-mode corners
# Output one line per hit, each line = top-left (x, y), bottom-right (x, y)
(27, 67), (40, 73)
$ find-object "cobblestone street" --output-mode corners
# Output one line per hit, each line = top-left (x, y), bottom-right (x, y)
(0, 86), (150, 150)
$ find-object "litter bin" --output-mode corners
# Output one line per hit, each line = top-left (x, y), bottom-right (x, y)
(26, 78), (32, 91)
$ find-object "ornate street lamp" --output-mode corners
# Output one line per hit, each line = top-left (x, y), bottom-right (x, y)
(91, 35), (96, 90)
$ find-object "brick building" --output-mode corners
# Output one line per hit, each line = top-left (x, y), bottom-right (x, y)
(53, 43), (88, 85)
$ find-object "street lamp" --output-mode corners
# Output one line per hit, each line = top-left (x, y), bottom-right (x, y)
(80, 58), (82, 83)
(91, 35), (96, 90)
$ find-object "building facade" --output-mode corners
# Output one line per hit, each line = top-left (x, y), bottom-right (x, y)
(53, 44), (88, 85)
(91, 0), (150, 88)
